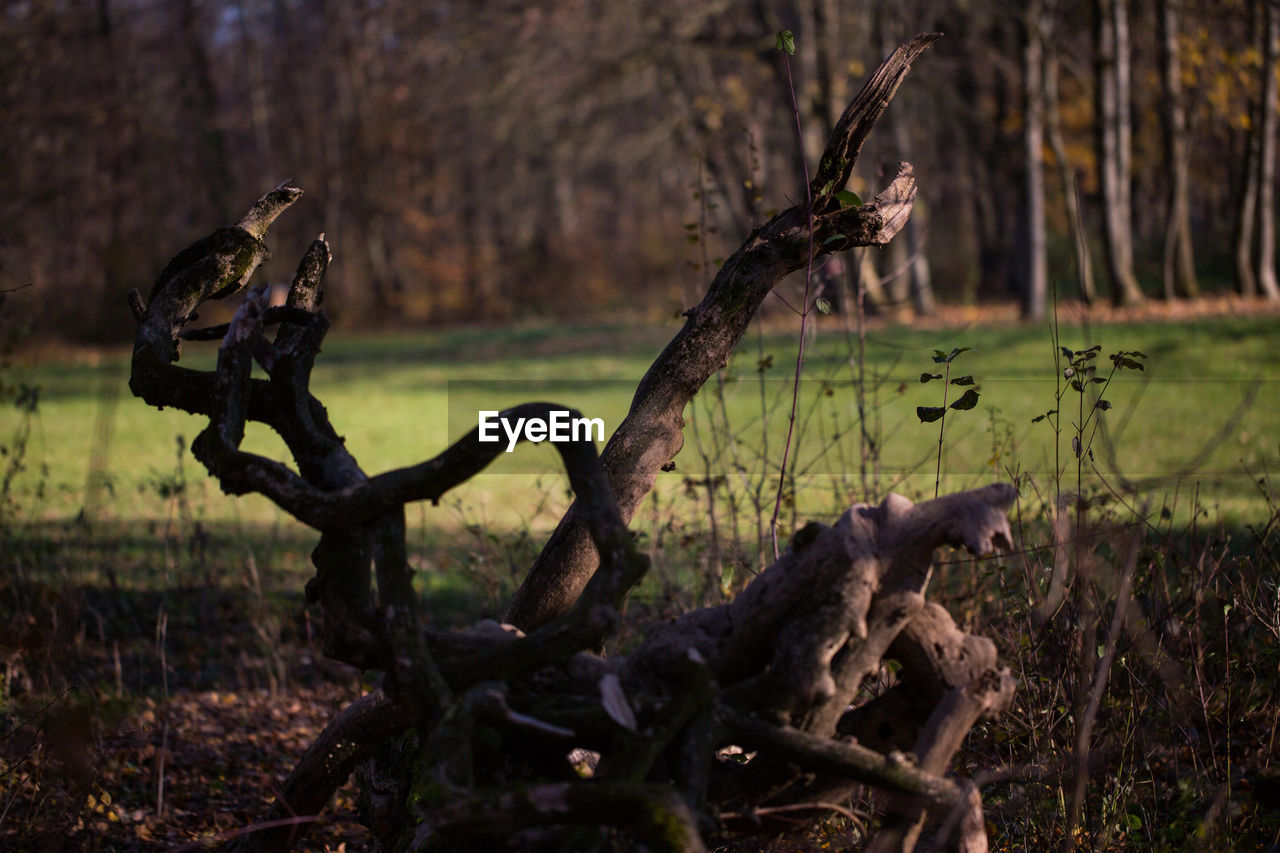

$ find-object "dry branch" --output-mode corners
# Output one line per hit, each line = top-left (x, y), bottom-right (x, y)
(124, 33), (1019, 853)
(507, 33), (942, 632)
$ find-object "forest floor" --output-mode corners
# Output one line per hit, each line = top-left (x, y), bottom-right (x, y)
(3, 298), (1280, 850)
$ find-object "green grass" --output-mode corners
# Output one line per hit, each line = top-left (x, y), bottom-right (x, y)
(2, 313), (1277, 538)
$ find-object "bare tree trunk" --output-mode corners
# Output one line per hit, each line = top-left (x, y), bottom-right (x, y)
(796, 0), (827, 167)
(234, 0), (275, 190)
(175, 0), (234, 222)
(1022, 0), (1049, 320)
(1157, 0), (1199, 299)
(1045, 47), (1097, 303)
(1258, 0), (1280, 300)
(1113, 0), (1135, 279)
(894, 117), (936, 316)
(880, 7), (936, 316)
(1095, 0), (1145, 305)
(1236, 90), (1261, 296)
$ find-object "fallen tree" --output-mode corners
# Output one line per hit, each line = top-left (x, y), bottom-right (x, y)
(127, 33), (1017, 851)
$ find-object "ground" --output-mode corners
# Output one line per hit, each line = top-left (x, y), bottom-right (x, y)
(3, 298), (1280, 850)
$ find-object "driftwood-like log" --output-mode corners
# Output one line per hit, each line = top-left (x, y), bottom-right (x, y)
(123, 33), (1022, 853)
(628, 486), (1014, 723)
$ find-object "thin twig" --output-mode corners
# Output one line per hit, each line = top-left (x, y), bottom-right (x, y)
(720, 801), (869, 832)
(770, 40), (818, 559)
(169, 815), (339, 852)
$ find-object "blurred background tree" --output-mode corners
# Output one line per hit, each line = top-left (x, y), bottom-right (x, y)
(0, 0), (1274, 340)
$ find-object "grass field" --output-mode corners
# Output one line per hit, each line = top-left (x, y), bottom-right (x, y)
(3, 311), (1277, 531)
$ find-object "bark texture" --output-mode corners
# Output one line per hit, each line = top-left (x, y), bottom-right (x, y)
(507, 33), (938, 632)
(126, 35), (1016, 853)
(1094, 0), (1145, 305)
(1257, 0), (1280, 300)
(1157, 0), (1199, 300)
(1045, 29), (1098, 303)
(1021, 0), (1049, 320)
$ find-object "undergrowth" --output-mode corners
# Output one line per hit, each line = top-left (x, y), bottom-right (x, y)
(1, 308), (1278, 850)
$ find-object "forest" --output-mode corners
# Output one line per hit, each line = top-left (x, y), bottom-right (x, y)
(2, 1), (1280, 851)
(1, 0), (1278, 335)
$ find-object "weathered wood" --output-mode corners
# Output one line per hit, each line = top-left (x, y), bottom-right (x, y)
(127, 34), (1016, 853)
(507, 33), (940, 633)
(231, 690), (412, 852)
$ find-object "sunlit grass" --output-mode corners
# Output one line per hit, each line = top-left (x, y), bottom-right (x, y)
(2, 313), (1276, 534)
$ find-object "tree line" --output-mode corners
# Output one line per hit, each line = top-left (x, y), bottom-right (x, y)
(0, 0), (1274, 340)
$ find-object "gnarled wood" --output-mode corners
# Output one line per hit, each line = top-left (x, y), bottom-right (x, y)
(126, 34), (1016, 853)
(507, 33), (941, 632)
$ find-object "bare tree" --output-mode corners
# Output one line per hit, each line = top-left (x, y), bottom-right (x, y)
(1021, 0), (1049, 320)
(872, 2), (937, 317)
(1235, 1), (1262, 298)
(1094, 0), (1145, 305)
(1156, 0), (1199, 299)
(126, 37), (1019, 852)
(1044, 32), (1098, 304)
(1257, 0), (1280, 300)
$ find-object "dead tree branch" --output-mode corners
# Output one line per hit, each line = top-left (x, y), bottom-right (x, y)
(507, 34), (941, 632)
(124, 34), (1017, 853)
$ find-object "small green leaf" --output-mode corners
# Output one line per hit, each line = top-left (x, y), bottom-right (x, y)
(917, 406), (946, 423)
(950, 375), (975, 386)
(822, 234), (847, 246)
(834, 189), (862, 207)
(775, 29), (795, 55)
(949, 389), (980, 411)
(1125, 813), (1143, 831)
(1031, 408), (1057, 423)
(1091, 376), (1106, 384)
(947, 346), (972, 361)
(815, 297), (831, 314)
(921, 372), (942, 383)
(1070, 379), (1084, 392)
(1095, 399), (1112, 411)
(1110, 352), (1147, 370)
(931, 349), (949, 364)
(1060, 346), (1074, 358)
(757, 354), (774, 372)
